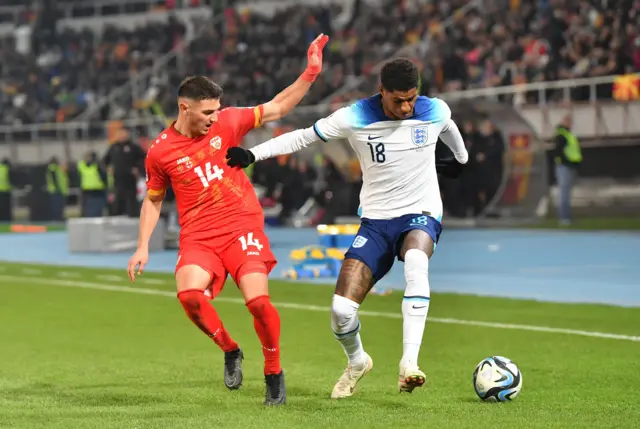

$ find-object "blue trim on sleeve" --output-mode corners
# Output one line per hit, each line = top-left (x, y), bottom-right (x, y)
(313, 123), (329, 142)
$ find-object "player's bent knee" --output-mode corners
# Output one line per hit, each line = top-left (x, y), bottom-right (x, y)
(177, 289), (203, 311)
(404, 249), (430, 297)
(331, 294), (360, 336)
(237, 261), (269, 302)
(175, 264), (213, 293)
(404, 249), (429, 272)
(245, 294), (275, 319)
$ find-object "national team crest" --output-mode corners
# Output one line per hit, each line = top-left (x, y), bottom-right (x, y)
(411, 125), (428, 146)
(210, 136), (222, 150)
(352, 235), (368, 248)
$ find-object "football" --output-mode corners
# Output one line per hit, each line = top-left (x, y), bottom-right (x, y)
(472, 356), (523, 402)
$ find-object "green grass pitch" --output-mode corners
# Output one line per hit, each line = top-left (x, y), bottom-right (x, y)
(0, 262), (639, 428)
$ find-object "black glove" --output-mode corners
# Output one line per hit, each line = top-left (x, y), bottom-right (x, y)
(436, 157), (465, 178)
(225, 147), (256, 168)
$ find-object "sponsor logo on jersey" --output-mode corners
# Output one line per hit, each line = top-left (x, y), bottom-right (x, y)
(177, 156), (193, 169)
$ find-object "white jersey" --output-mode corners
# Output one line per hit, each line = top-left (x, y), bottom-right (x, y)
(250, 94), (468, 221)
(313, 95), (460, 220)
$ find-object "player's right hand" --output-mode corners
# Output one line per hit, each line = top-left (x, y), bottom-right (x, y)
(301, 33), (329, 82)
(225, 147), (255, 168)
(127, 247), (149, 282)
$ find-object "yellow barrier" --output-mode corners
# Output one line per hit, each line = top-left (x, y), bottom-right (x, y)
(290, 245), (345, 261)
(316, 224), (360, 235)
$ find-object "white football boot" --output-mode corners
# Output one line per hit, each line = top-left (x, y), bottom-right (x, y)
(398, 362), (426, 393)
(330, 352), (373, 399)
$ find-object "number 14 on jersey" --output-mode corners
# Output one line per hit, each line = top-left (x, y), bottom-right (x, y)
(194, 162), (224, 188)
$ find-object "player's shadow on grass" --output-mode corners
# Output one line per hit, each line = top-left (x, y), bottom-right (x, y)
(2, 383), (165, 406)
(66, 379), (214, 391)
(3, 381), (435, 409)
(1, 379), (223, 407)
(459, 397), (514, 405)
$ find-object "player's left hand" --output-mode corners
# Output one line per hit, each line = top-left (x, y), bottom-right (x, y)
(302, 33), (329, 82)
(436, 157), (465, 179)
(226, 146), (256, 168)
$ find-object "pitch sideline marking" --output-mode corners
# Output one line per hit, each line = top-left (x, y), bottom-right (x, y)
(1, 274), (639, 343)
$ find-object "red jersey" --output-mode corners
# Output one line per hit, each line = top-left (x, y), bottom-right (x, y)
(145, 106), (264, 242)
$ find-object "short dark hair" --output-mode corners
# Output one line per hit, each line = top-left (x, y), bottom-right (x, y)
(178, 76), (223, 100)
(380, 58), (419, 92)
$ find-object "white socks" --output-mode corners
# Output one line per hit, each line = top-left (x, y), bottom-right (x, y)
(331, 294), (366, 369)
(401, 249), (431, 368)
(330, 248), (430, 371)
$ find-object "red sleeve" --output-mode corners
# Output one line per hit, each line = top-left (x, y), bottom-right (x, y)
(220, 105), (264, 143)
(144, 148), (169, 196)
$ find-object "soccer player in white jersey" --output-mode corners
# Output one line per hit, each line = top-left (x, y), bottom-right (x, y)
(226, 58), (469, 398)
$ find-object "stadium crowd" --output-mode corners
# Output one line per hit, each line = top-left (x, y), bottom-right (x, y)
(4, 0), (637, 125)
(1, 0), (639, 223)
(335, 0), (640, 104)
(0, 10), (187, 125)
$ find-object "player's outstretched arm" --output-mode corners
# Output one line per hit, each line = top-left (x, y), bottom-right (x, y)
(260, 34), (329, 124)
(226, 126), (322, 167)
(226, 103), (355, 168)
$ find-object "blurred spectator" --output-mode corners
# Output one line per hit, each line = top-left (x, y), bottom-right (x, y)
(78, 151), (108, 217)
(277, 157), (306, 224)
(0, 13), (186, 125)
(0, 158), (13, 221)
(4, 0), (637, 126)
(6, 0), (640, 124)
(251, 157), (282, 200)
(474, 120), (505, 210)
(332, 0), (640, 104)
(432, 0), (639, 99)
(440, 119), (480, 216)
(553, 113), (582, 225)
(103, 128), (146, 217)
(151, 0), (476, 116)
(45, 156), (68, 221)
(298, 160), (318, 201)
(437, 115), (506, 218)
(459, 119), (482, 215)
(313, 157), (352, 223)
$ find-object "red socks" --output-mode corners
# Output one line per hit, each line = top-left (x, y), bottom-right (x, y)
(246, 295), (281, 375)
(177, 289), (239, 353)
(177, 290), (281, 375)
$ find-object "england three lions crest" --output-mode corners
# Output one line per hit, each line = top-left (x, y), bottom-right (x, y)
(411, 125), (428, 146)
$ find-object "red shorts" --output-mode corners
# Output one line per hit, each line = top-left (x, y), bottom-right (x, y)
(174, 229), (276, 299)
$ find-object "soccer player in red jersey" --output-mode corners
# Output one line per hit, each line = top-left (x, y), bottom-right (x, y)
(127, 34), (329, 406)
